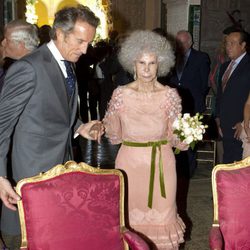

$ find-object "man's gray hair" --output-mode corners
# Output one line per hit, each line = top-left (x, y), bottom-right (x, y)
(51, 4), (100, 40)
(177, 30), (193, 45)
(5, 20), (39, 50)
(118, 30), (175, 77)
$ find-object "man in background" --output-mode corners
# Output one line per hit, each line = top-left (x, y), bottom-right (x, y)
(0, 19), (39, 93)
(215, 30), (250, 163)
(0, 20), (39, 248)
(169, 30), (210, 241)
(170, 30), (210, 177)
(1, 19), (39, 61)
(0, 5), (102, 249)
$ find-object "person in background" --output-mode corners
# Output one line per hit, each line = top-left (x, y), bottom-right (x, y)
(0, 5), (102, 249)
(38, 24), (51, 46)
(0, 20), (39, 94)
(103, 30), (188, 249)
(215, 30), (250, 163)
(169, 30), (210, 178)
(1, 20), (38, 61)
(75, 45), (96, 123)
(90, 40), (111, 120)
(170, 30), (210, 115)
(208, 34), (227, 164)
(98, 33), (133, 119)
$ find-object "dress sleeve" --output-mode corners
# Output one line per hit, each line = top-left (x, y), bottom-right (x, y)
(165, 88), (188, 150)
(103, 87), (123, 144)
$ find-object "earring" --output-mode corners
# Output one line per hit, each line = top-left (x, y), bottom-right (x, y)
(133, 69), (137, 80)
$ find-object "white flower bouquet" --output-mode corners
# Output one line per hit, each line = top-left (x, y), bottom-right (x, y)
(172, 113), (208, 154)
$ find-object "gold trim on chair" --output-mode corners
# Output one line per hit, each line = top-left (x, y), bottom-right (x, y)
(16, 161), (128, 250)
(211, 156), (250, 225)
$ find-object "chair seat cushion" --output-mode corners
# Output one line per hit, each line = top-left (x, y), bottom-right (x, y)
(217, 167), (250, 249)
(21, 172), (125, 250)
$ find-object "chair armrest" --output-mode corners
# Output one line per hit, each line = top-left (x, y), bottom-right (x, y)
(122, 229), (150, 250)
(209, 226), (223, 250)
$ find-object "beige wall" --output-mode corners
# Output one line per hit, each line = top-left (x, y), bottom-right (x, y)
(111, 0), (161, 33)
(164, 0), (200, 37)
(145, 0), (161, 30)
(164, 0), (189, 36)
(189, 0), (200, 4)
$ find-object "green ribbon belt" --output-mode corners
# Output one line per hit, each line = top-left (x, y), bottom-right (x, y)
(122, 140), (168, 208)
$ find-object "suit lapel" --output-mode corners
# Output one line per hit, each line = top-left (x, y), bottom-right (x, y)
(41, 46), (70, 113)
(224, 54), (249, 91)
(179, 49), (193, 81)
(40, 46), (79, 128)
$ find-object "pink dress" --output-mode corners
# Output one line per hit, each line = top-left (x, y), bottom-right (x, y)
(103, 86), (186, 249)
(240, 122), (250, 159)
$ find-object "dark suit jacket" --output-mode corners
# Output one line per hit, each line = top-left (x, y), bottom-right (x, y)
(0, 44), (81, 234)
(215, 53), (250, 138)
(170, 48), (210, 114)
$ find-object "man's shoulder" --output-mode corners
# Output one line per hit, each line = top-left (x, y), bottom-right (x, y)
(242, 53), (250, 63)
(191, 48), (209, 59)
(21, 44), (51, 63)
(189, 49), (210, 65)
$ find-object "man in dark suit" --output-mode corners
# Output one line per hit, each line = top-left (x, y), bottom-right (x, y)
(0, 5), (102, 248)
(169, 30), (210, 240)
(215, 30), (250, 163)
(170, 30), (210, 115)
(170, 30), (210, 177)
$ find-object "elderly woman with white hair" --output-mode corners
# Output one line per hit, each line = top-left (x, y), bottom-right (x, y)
(103, 30), (188, 249)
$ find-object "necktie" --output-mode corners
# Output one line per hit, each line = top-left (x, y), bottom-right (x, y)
(222, 60), (235, 91)
(63, 60), (76, 96)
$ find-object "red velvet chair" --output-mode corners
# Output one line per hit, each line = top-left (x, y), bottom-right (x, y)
(209, 156), (250, 250)
(16, 161), (149, 250)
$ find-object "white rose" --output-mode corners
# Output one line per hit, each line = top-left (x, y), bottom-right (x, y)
(172, 119), (180, 129)
(182, 121), (189, 128)
(184, 127), (192, 136)
(184, 135), (194, 144)
(183, 113), (190, 119)
(197, 134), (203, 140)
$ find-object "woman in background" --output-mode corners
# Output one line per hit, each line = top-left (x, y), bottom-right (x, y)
(240, 93), (250, 158)
(103, 30), (188, 249)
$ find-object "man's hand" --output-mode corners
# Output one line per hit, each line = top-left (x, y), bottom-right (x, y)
(233, 122), (243, 140)
(77, 121), (104, 143)
(0, 177), (21, 211)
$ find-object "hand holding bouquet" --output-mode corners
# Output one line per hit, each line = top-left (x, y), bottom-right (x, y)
(172, 113), (208, 154)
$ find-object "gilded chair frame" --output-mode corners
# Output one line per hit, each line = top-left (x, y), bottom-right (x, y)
(211, 156), (250, 227)
(16, 161), (128, 250)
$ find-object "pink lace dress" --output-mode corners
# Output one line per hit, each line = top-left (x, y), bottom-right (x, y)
(240, 122), (250, 159)
(103, 86), (186, 249)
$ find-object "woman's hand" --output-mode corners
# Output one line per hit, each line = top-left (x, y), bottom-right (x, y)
(77, 121), (104, 143)
(244, 121), (250, 143)
(233, 122), (243, 140)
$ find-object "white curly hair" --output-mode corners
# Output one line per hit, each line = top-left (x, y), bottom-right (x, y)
(118, 30), (175, 77)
